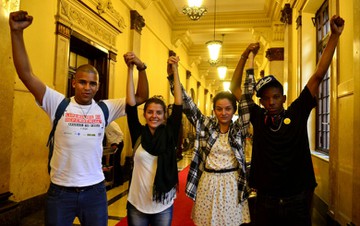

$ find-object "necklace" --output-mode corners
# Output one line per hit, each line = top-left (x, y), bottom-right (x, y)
(79, 104), (93, 119)
(269, 119), (283, 132)
(264, 109), (285, 132)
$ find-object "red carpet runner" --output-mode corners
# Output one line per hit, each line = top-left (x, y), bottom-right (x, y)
(116, 165), (195, 226)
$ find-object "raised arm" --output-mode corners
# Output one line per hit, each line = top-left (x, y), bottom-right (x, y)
(247, 51), (255, 75)
(124, 53), (136, 106)
(167, 56), (182, 105)
(230, 43), (260, 100)
(135, 66), (149, 105)
(9, 10), (46, 104)
(167, 55), (202, 126)
(306, 15), (344, 97)
(123, 52), (149, 105)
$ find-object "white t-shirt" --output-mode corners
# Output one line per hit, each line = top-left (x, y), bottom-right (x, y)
(127, 144), (174, 213)
(40, 86), (125, 187)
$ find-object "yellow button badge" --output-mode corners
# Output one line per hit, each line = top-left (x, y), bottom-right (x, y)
(284, 118), (291, 125)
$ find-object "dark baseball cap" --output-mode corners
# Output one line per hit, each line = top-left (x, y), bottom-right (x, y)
(255, 75), (283, 97)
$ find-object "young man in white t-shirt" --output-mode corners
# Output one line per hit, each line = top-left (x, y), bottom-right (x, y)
(9, 10), (149, 226)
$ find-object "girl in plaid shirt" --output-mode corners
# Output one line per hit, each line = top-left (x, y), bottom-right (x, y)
(168, 44), (258, 226)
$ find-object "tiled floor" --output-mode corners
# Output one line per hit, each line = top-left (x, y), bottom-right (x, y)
(20, 149), (326, 226)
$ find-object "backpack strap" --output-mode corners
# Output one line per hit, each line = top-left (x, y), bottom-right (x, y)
(97, 101), (109, 126)
(47, 97), (70, 173)
(47, 98), (70, 146)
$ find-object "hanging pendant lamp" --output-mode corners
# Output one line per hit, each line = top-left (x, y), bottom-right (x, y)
(206, 0), (222, 66)
(183, 0), (207, 21)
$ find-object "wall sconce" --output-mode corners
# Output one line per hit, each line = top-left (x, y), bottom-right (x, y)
(182, 0), (207, 21)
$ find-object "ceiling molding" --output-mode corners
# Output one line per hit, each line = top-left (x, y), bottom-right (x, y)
(171, 30), (193, 49)
(154, 0), (177, 25)
(135, 0), (154, 9)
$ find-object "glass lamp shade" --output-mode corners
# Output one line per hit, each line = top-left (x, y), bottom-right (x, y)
(206, 40), (222, 65)
(217, 66), (227, 79)
(223, 81), (230, 91)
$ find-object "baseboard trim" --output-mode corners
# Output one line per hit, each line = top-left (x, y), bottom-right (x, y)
(313, 193), (341, 226)
(19, 193), (46, 218)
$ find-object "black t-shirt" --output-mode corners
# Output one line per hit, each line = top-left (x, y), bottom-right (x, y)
(249, 87), (317, 196)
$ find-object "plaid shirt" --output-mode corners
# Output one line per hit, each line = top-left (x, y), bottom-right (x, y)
(168, 69), (255, 202)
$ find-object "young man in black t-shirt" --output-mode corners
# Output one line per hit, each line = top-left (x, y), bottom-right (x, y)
(230, 15), (344, 226)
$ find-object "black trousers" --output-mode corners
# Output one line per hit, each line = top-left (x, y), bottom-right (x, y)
(253, 189), (314, 226)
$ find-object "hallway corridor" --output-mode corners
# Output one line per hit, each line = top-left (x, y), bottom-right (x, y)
(2, 0), (359, 225)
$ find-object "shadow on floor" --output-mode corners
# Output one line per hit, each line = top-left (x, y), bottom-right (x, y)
(20, 201), (327, 226)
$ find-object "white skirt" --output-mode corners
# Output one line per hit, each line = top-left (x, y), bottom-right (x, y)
(192, 170), (251, 226)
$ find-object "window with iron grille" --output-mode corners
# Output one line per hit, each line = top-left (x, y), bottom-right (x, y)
(315, 0), (330, 153)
